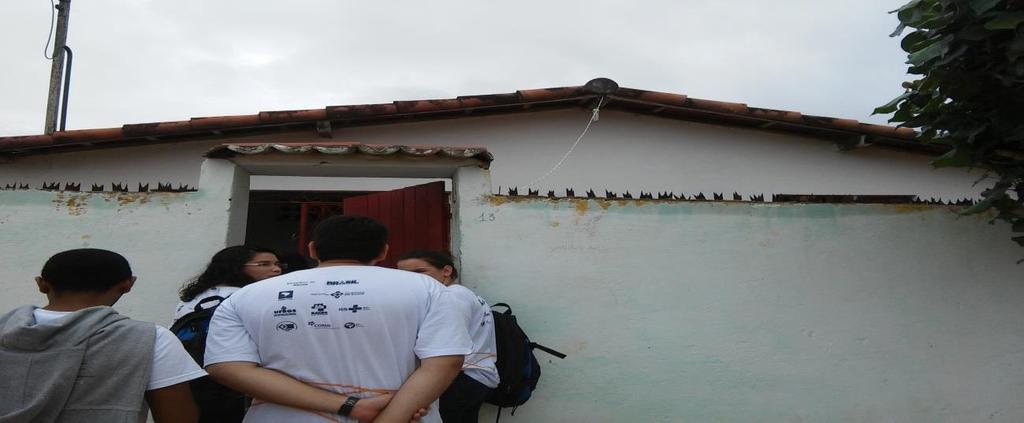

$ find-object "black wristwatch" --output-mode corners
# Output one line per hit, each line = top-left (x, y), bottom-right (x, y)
(338, 396), (360, 417)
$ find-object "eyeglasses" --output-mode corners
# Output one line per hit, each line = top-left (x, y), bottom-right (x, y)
(244, 261), (287, 270)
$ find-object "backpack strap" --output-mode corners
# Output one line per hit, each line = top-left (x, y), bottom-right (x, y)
(491, 303), (511, 312)
(531, 342), (567, 359)
(194, 295), (226, 312)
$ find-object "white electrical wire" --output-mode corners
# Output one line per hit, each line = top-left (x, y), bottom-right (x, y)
(524, 97), (604, 188)
(43, 0), (57, 60)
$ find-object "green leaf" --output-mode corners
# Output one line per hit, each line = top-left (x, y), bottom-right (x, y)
(892, 0), (924, 15)
(970, 0), (1003, 15)
(874, 93), (912, 114)
(956, 25), (994, 41)
(932, 147), (972, 167)
(890, 23), (908, 38)
(901, 31), (930, 52)
(908, 36), (951, 66)
(961, 194), (998, 214)
(984, 12), (1024, 30)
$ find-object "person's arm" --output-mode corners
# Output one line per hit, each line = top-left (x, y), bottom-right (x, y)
(145, 382), (198, 423)
(206, 361), (396, 422)
(372, 355), (464, 423)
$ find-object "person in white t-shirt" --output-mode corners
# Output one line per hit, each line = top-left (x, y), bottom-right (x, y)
(173, 245), (284, 423)
(0, 248), (206, 423)
(174, 245), (283, 321)
(398, 251), (499, 423)
(205, 215), (472, 423)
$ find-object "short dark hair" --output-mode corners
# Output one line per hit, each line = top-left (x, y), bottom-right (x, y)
(40, 249), (133, 292)
(312, 215), (388, 263)
(398, 250), (459, 280)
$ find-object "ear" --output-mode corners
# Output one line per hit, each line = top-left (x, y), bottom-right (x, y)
(370, 244), (389, 266)
(441, 265), (454, 281)
(307, 241), (319, 260)
(35, 277), (50, 294)
(118, 276), (137, 294)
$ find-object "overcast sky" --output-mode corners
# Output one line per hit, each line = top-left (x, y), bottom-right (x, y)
(0, 0), (911, 136)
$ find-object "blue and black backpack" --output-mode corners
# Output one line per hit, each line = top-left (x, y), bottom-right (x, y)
(486, 303), (567, 419)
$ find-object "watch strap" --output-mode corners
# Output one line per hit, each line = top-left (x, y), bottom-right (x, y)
(338, 396), (360, 417)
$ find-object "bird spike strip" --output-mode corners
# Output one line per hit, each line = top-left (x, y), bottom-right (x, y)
(495, 187), (970, 205)
(1, 182), (197, 193)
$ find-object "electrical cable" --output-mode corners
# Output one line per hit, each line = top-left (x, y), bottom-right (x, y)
(524, 97), (604, 188)
(43, 0), (56, 59)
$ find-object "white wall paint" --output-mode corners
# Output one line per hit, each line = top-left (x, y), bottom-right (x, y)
(0, 159), (242, 326)
(1, 159), (1020, 421)
(0, 110), (981, 199)
(456, 196), (1023, 422)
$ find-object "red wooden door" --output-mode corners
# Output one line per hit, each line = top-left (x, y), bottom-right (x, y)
(342, 181), (450, 268)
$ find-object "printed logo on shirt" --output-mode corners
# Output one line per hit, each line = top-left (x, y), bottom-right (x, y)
(343, 322), (364, 329)
(278, 290), (294, 300)
(326, 280), (358, 286)
(338, 304), (371, 313)
(273, 306), (297, 317)
(287, 281), (316, 287)
(311, 303), (329, 316)
(307, 321), (338, 330)
(276, 321), (298, 332)
(313, 291), (365, 299)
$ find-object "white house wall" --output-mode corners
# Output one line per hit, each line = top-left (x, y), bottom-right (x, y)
(458, 197), (1023, 422)
(1, 110), (979, 199)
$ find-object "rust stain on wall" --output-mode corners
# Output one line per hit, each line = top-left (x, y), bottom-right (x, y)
(52, 192), (89, 216)
(102, 192), (153, 206)
(573, 199), (590, 216)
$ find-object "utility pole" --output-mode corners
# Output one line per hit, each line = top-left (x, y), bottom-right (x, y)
(44, 0), (72, 135)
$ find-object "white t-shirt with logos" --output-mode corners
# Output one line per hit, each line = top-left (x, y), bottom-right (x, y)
(204, 265), (472, 423)
(447, 284), (499, 388)
(173, 286), (241, 321)
(32, 308), (206, 391)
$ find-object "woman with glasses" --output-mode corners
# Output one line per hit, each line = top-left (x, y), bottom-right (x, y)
(175, 246), (283, 320)
(173, 245), (282, 423)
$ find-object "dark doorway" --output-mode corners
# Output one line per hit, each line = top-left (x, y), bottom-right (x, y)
(244, 181), (450, 269)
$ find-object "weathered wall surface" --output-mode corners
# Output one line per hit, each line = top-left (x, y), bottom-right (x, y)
(0, 110), (981, 198)
(457, 197), (1023, 422)
(0, 160), (242, 325)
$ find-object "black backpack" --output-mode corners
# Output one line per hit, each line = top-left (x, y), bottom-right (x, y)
(486, 303), (566, 418)
(170, 296), (247, 421)
(170, 295), (225, 364)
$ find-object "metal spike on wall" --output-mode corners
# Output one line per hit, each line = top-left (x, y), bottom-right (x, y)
(156, 182), (173, 192)
(508, 187), (518, 197)
(19, 183), (28, 190)
(713, 192), (723, 201)
(547, 190), (556, 198)
(64, 182), (80, 192)
(694, 192), (706, 201)
(622, 191), (633, 199)
(42, 181), (60, 191)
(732, 192), (742, 201)
(566, 188), (575, 198)
(751, 194), (764, 202)
(639, 191), (653, 200)
(605, 190), (618, 199)
(112, 183), (127, 192)
(177, 184), (195, 192)
(527, 188), (539, 197)
(658, 191), (673, 200)
(90, 184), (103, 192)
(3, 183), (14, 190)
(138, 183), (149, 192)
(586, 189), (596, 198)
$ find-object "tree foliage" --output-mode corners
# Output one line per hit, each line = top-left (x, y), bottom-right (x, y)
(877, 0), (1024, 253)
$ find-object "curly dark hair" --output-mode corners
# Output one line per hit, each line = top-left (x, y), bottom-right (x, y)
(179, 246), (277, 301)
